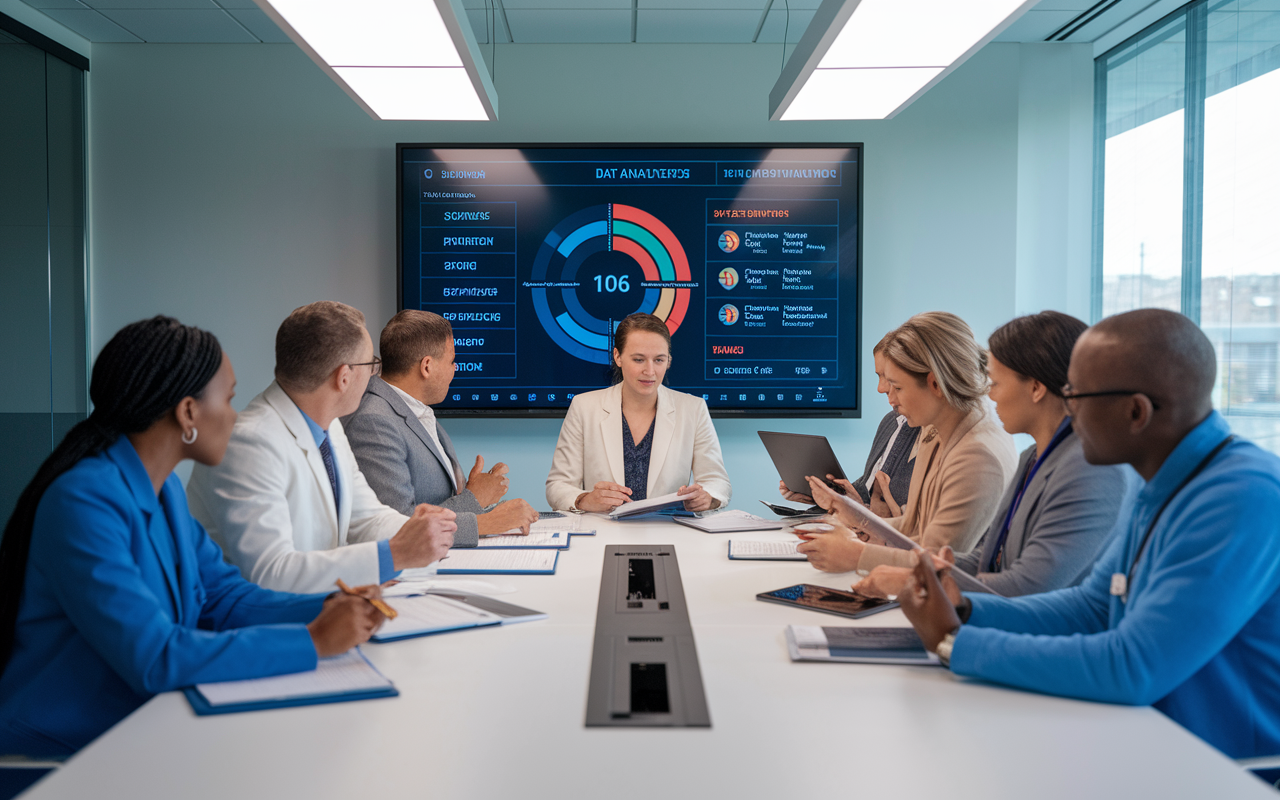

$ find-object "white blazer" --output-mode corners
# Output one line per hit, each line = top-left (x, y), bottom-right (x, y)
(545, 383), (732, 511)
(187, 381), (408, 593)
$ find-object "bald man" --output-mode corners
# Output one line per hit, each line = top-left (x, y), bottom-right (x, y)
(898, 308), (1280, 759)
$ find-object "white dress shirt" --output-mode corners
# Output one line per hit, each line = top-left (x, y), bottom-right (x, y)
(864, 414), (909, 493)
(388, 384), (457, 492)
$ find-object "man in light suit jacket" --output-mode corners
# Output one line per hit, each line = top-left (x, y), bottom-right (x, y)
(343, 311), (538, 544)
(188, 301), (457, 593)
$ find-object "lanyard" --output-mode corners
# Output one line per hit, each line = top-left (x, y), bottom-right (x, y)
(987, 419), (1074, 573)
(1111, 434), (1235, 602)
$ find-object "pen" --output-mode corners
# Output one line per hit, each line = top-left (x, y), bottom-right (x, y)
(334, 578), (398, 620)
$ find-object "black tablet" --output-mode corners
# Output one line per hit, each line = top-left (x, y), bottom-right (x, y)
(758, 431), (850, 496)
(757, 584), (897, 620)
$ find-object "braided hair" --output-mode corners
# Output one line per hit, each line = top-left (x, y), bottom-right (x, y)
(0, 316), (223, 673)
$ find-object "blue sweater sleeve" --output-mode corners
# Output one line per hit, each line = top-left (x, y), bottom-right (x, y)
(951, 467), (1280, 705)
(32, 476), (319, 696)
(963, 530), (1123, 636)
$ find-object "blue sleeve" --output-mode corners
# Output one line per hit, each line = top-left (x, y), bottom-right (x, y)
(963, 529), (1123, 636)
(31, 477), (319, 696)
(377, 538), (400, 583)
(188, 509), (327, 629)
(951, 466), (1280, 706)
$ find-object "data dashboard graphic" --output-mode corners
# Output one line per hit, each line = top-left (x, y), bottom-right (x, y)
(398, 145), (862, 417)
(531, 203), (692, 364)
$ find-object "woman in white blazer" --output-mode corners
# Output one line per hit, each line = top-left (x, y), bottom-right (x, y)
(546, 314), (731, 513)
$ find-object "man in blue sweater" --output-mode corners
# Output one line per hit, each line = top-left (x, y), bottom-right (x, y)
(899, 308), (1280, 759)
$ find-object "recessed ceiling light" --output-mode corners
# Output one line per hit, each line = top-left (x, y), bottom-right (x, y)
(255, 0), (496, 121)
(770, 0), (1036, 120)
(781, 67), (943, 120)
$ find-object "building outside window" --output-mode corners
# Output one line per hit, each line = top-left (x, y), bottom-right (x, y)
(1094, 0), (1280, 451)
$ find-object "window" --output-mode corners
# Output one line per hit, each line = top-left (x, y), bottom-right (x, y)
(1095, 0), (1280, 451)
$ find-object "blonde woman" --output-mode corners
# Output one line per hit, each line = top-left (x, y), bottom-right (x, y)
(545, 313), (731, 513)
(799, 312), (1017, 573)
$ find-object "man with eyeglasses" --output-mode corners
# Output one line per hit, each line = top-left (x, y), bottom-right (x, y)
(189, 301), (458, 593)
(897, 307), (1280, 759)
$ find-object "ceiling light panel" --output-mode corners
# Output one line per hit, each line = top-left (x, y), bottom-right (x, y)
(769, 0), (1036, 120)
(819, 0), (1031, 68)
(255, 0), (498, 120)
(781, 67), (943, 120)
(263, 0), (462, 67)
(333, 67), (489, 120)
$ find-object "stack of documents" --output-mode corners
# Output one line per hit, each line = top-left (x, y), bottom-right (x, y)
(497, 516), (593, 535)
(185, 650), (397, 715)
(477, 530), (572, 549)
(437, 548), (559, 575)
(727, 539), (806, 560)
(785, 625), (939, 665)
(676, 510), (784, 533)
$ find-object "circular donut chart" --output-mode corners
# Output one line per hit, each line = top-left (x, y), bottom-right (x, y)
(531, 203), (692, 364)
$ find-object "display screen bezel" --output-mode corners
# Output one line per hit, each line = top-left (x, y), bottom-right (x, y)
(396, 142), (863, 419)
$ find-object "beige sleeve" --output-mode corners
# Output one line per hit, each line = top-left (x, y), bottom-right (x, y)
(545, 397), (588, 511)
(856, 441), (1009, 573)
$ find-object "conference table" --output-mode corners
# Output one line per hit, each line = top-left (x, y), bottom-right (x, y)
(22, 517), (1271, 799)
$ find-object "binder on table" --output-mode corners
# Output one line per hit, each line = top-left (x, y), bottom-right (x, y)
(184, 650), (397, 715)
(785, 625), (940, 665)
(436, 548), (559, 575)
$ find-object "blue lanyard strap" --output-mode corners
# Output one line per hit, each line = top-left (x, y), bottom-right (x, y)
(987, 419), (1074, 573)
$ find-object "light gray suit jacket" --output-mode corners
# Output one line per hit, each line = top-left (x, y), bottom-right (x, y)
(341, 377), (483, 548)
(954, 430), (1140, 596)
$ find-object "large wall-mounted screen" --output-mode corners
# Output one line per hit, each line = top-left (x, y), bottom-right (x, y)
(397, 144), (862, 417)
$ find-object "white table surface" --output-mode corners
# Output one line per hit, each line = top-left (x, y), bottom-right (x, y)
(22, 518), (1272, 799)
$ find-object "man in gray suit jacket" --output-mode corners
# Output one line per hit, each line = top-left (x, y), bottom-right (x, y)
(342, 311), (538, 546)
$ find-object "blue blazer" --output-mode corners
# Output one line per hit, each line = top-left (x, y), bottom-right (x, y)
(0, 436), (325, 758)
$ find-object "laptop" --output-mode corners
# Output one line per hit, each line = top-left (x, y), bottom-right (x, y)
(757, 431), (851, 498)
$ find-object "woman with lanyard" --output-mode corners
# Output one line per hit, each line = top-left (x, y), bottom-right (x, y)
(851, 311), (1139, 599)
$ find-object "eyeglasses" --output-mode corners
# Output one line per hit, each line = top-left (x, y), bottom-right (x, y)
(1061, 383), (1160, 410)
(349, 356), (382, 377)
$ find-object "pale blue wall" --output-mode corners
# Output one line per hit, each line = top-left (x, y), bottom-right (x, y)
(86, 41), (1090, 506)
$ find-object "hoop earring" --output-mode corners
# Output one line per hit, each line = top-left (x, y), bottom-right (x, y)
(182, 428), (198, 445)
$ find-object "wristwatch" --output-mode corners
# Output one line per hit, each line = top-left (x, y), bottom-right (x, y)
(934, 630), (958, 668)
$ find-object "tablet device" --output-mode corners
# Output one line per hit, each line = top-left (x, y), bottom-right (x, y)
(758, 431), (850, 496)
(756, 584), (897, 620)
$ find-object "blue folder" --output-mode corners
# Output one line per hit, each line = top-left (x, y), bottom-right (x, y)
(183, 651), (398, 715)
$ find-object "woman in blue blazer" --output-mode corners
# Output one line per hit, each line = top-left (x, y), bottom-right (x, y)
(0, 317), (386, 758)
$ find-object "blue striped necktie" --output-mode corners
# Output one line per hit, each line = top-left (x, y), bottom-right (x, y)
(318, 435), (339, 512)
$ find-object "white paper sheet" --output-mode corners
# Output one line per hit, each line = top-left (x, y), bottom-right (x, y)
(373, 594), (501, 640)
(195, 650), (391, 706)
(607, 490), (686, 519)
(727, 539), (806, 560)
(477, 531), (571, 548)
(678, 509), (785, 532)
(436, 549), (558, 573)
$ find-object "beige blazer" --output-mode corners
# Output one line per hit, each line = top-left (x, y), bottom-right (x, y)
(857, 401), (1018, 572)
(545, 384), (732, 511)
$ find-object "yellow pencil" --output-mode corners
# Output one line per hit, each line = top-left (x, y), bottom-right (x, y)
(334, 578), (397, 620)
